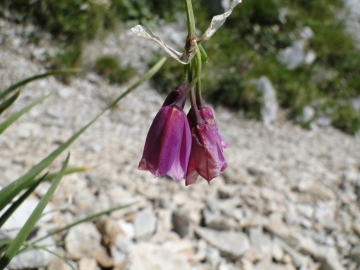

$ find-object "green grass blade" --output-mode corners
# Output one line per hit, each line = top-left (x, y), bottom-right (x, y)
(32, 202), (137, 245)
(0, 91), (55, 135)
(0, 57), (166, 212)
(31, 246), (76, 270)
(0, 174), (47, 229)
(0, 69), (80, 100)
(42, 167), (89, 182)
(0, 154), (70, 269)
(0, 239), (12, 253)
(0, 91), (20, 115)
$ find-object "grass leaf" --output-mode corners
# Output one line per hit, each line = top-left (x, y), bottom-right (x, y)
(0, 91), (20, 115)
(0, 91), (55, 135)
(42, 167), (89, 182)
(0, 154), (70, 269)
(32, 245), (76, 270)
(0, 69), (80, 100)
(0, 57), (166, 212)
(0, 174), (47, 229)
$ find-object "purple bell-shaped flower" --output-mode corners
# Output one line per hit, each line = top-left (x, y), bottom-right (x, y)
(138, 85), (191, 180)
(186, 106), (227, 185)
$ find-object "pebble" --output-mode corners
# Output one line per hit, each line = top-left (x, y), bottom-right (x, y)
(65, 223), (101, 260)
(134, 210), (157, 240)
(195, 227), (250, 259)
(124, 242), (192, 270)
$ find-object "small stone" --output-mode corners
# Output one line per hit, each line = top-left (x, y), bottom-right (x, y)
(134, 210), (157, 240)
(203, 207), (232, 231)
(96, 245), (114, 268)
(218, 184), (240, 198)
(96, 216), (122, 247)
(249, 227), (272, 260)
(117, 220), (135, 239)
(206, 246), (221, 268)
(195, 239), (207, 262)
(115, 233), (134, 254)
(265, 213), (289, 239)
(78, 257), (97, 270)
(65, 222), (101, 260)
(172, 208), (192, 238)
(124, 242), (192, 270)
(256, 76), (278, 127)
(349, 245), (360, 265)
(157, 209), (172, 232)
(315, 245), (346, 270)
(301, 106), (315, 123)
(277, 40), (315, 69)
(300, 26), (314, 40)
(238, 257), (256, 270)
(195, 227), (250, 260)
(111, 246), (126, 268)
(271, 240), (284, 261)
(275, 237), (310, 268)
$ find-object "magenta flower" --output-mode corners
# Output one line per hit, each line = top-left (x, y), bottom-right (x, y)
(138, 86), (191, 180)
(186, 108), (227, 186)
(188, 106), (228, 149)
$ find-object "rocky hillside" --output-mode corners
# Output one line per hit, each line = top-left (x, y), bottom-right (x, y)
(1, 12), (360, 270)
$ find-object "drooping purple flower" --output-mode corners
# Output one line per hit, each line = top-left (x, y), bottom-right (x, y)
(138, 86), (191, 180)
(188, 106), (228, 149)
(185, 108), (227, 186)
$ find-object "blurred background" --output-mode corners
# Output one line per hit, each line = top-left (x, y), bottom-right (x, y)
(1, 0), (360, 134)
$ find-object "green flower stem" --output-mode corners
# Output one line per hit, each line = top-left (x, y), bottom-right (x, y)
(185, 0), (196, 36)
(194, 46), (204, 107)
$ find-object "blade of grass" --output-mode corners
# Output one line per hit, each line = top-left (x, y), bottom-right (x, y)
(30, 201), (138, 246)
(0, 91), (20, 115)
(0, 174), (47, 229)
(31, 245), (76, 270)
(0, 91), (55, 135)
(0, 57), (166, 212)
(42, 167), (89, 182)
(0, 239), (12, 252)
(0, 69), (80, 100)
(0, 154), (70, 269)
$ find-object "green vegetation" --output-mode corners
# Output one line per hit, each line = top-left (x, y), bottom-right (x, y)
(1, 0), (359, 134)
(94, 56), (134, 84)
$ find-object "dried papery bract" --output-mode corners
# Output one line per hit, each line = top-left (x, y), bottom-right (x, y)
(130, 0), (242, 64)
(199, 0), (242, 41)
